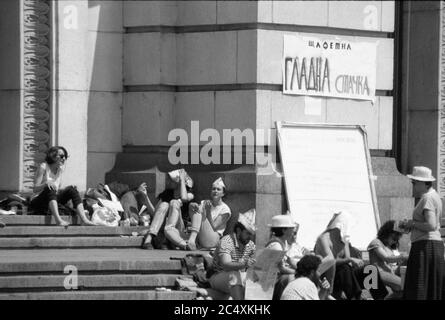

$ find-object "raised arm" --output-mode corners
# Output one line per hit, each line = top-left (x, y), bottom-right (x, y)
(374, 246), (408, 264)
(178, 170), (194, 203)
(204, 202), (230, 232)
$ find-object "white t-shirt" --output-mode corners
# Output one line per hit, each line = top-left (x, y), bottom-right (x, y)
(200, 200), (231, 236)
(281, 277), (320, 300)
(32, 162), (64, 199)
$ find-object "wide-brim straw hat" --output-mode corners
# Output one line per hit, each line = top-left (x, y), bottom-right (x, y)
(407, 166), (436, 182)
(267, 214), (297, 228)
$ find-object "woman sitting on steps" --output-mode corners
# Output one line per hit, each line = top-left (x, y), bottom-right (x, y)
(29, 146), (95, 226)
(164, 177), (231, 251)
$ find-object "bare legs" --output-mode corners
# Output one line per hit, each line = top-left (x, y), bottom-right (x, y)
(164, 200), (188, 249)
(48, 200), (69, 226)
(76, 203), (96, 226)
(142, 201), (169, 249)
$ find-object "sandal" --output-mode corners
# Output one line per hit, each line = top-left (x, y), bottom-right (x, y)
(186, 241), (197, 251)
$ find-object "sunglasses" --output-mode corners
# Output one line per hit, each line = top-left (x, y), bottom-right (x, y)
(53, 153), (66, 160)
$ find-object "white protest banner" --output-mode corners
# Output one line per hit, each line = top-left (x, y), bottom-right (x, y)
(276, 122), (380, 250)
(283, 34), (377, 102)
(245, 249), (286, 300)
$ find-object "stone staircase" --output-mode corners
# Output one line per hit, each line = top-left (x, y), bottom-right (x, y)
(0, 216), (197, 300)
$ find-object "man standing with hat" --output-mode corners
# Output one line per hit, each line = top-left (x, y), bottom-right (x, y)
(208, 209), (256, 300)
(402, 166), (444, 300)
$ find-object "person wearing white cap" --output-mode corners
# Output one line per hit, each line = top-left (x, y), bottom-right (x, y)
(208, 209), (256, 300)
(265, 213), (299, 300)
(141, 169), (194, 249)
(164, 177), (231, 250)
(402, 166), (444, 300)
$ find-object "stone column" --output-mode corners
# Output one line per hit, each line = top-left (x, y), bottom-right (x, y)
(51, 0), (89, 191)
(0, 0), (52, 193)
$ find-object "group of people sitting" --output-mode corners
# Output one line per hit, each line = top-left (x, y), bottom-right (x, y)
(1, 146), (443, 301)
(211, 165), (444, 301)
(211, 210), (409, 301)
(12, 145), (235, 252)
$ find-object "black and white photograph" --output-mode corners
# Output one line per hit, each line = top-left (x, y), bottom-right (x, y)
(0, 0), (444, 310)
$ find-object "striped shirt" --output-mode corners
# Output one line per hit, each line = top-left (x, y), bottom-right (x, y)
(213, 234), (256, 272)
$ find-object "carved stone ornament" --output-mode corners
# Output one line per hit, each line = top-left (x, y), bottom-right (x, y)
(23, 0), (51, 192)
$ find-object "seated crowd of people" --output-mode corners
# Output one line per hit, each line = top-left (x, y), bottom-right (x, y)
(0, 146), (441, 301)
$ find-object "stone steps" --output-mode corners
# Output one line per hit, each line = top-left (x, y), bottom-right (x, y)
(0, 249), (198, 300)
(1, 215), (86, 226)
(0, 274), (187, 292)
(0, 226), (147, 237)
(0, 236), (144, 249)
(0, 290), (196, 300)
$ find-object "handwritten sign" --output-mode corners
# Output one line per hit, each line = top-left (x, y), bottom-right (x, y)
(282, 34), (377, 102)
(276, 122), (380, 250)
(245, 249), (286, 300)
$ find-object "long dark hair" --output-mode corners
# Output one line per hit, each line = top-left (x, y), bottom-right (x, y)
(45, 146), (68, 164)
(377, 220), (402, 249)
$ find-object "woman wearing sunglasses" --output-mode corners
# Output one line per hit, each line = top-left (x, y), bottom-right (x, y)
(29, 146), (95, 226)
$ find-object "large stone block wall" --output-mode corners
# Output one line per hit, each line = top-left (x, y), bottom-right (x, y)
(122, 1), (395, 150)
(116, 1), (401, 248)
(0, 1), (21, 191)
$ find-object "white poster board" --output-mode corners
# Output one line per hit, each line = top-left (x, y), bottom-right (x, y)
(282, 34), (378, 103)
(276, 122), (380, 250)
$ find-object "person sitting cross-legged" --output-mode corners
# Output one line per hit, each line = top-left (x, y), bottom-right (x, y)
(164, 177), (231, 250)
(208, 209), (256, 300)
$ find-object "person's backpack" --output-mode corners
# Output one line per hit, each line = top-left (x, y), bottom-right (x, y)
(171, 254), (212, 288)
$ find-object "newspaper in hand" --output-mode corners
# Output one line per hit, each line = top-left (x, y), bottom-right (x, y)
(394, 220), (410, 234)
(245, 249), (286, 300)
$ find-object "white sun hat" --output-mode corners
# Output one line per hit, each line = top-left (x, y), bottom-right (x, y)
(407, 166), (436, 182)
(212, 177), (226, 189)
(268, 214), (297, 228)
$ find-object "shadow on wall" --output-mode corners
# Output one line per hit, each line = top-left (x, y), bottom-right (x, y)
(87, 1), (123, 188)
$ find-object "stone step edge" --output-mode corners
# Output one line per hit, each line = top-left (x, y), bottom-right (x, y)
(0, 260), (183, 274)
(0, 274), (191, 291)
(0, 289), (197, 300)
(0, 236), (144, 248)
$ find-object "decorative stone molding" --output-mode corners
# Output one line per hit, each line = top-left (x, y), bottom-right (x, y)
(22, 0), (51, 192)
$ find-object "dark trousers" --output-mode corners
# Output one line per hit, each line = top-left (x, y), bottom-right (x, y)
(272, 274), (295, 300)
(30, 185), (82, 214)
(333, 264), (388, 300)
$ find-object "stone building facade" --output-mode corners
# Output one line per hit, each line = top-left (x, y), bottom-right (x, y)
(0, 1), (443, 247)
